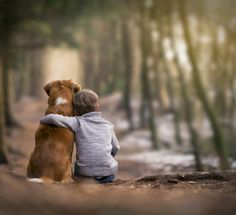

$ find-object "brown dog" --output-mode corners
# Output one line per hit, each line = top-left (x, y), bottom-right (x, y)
(27, 80), (81, 183)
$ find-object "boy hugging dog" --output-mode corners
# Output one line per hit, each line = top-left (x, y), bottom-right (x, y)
(40, 89), (120, 183)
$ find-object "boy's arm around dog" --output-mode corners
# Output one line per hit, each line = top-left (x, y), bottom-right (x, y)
(40, 114), (78, 131)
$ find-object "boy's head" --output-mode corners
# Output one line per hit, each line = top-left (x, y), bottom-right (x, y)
(73, 89), (99, 116)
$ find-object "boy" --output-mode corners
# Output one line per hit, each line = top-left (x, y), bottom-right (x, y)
(40, 89), (120, 183)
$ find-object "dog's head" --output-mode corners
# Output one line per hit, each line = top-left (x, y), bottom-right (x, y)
(44, 80), (81, 107)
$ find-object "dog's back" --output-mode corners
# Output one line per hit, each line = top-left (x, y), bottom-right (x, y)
(27, 80), (80, 183)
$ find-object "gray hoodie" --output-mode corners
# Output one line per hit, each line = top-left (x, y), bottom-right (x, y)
(40, 112), (120, 177)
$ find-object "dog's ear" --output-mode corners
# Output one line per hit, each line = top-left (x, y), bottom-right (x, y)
(72, 83), (81, 94)
(44, 82), (52, 96)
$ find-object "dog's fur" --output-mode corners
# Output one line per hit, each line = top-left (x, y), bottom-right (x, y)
(27, 80), (80, 183)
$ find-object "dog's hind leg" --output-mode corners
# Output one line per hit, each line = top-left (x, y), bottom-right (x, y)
(59, 160), (73, 184)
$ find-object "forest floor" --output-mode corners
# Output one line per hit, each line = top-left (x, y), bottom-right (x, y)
(0, 95), (236, 215)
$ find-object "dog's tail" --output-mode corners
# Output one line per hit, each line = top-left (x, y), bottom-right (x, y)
(27, 177), (53, 184)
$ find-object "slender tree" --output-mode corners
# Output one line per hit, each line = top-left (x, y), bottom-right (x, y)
(228, 44), (236, 122)
(1, 0), (20, 127)
(210, 28), (229, 118)
(0, 60), (8, 164)
(139, 1), (159, 149)
(157, 15), (183, 146)
(109, 20), (123, 93)
(122, 20), (135, 130)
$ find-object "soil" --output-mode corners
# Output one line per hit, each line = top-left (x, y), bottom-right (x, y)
(0, 97), (235, 215)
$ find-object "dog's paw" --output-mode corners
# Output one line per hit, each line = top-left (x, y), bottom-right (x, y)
(60, 177), (74, 184)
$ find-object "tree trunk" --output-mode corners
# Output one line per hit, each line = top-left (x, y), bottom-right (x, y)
(122, 20), (134, 130)
(152, 46), (166, 113)
(1, 0), (19, 128)
(0, 3), (8, 163)
(0, 58), (8, 164)
(139, 4), (159, 149)
(157, 19), (183, 146)
(2, 30), (19, 128)
(229, 45), (236, 122)
(174, 54), (203, 171)
(164, 63), (183, 146)
(106, 20), (121, 93)
(178, 0), (229, 170)
(210, 28), (228, 118)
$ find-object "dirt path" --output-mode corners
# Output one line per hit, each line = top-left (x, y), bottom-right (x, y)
(0, 98), (236, 215)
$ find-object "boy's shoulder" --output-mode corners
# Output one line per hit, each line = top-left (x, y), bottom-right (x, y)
(80, 113), (114, 129)
(101, 117), (114, 128)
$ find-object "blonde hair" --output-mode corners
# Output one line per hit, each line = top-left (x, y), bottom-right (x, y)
(73, 89), (99, 116)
